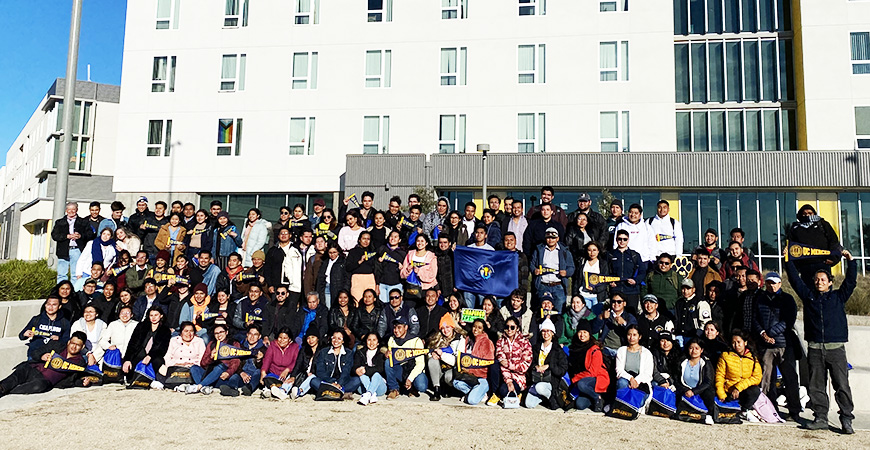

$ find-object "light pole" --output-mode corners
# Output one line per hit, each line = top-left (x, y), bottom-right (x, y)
(51, 0), (83, 268)
(477, 143), (489, 202)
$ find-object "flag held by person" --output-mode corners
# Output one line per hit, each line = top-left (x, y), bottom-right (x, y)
(453, 246), (518, 298)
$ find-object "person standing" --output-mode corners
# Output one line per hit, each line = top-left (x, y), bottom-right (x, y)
(786, 204), (843, 287)
(647, 200), (684, 261)
(51, 202), (95, 283)
(785, 249), (856, 434)
(529, 228), (574, 313)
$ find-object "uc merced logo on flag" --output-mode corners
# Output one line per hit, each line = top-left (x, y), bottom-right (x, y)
(478, 264), (494, 280)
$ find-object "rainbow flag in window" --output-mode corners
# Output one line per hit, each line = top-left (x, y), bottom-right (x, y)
(218, 119), (234, 143)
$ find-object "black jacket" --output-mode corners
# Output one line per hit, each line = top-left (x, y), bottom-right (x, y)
(529, 312), (565, 347)
(352, 346), (387, 378)
(785, 259), (856, 344)
(415, 304), (449, 341)
(328, 305), (356, 332)
(522, 219), (565, 255)
(526, 340), (569, 409)
(263, 300), (297, 339)
(316, 257), (350, 305)
(566, 208), (607, 246)
(434, 248), (454, 294)
(128, 209), (153, 239)
(652, 348), (682, 386)
(348, 303), (383, 341)
(51, 216), (95, 259)
(291, 304), (329, 342)
(752, 289), (797, 349)
(124, 321), (171, 368)
(673, 357), (715, 397)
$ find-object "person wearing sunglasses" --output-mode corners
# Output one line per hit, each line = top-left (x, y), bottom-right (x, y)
(314, 208), (339, 244)
(641, 253), (681, 313)
(270, 207), (293, 247)
(490, 316), (532, 407)
(597, 292), (637, 357)
(263, 285), (297, 342)
(613, 203), (654, 263)
(309, 198), (326, 228)
(607, 229), (645, 314)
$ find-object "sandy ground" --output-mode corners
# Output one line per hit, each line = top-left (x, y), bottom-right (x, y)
(0, 386), (866, 450)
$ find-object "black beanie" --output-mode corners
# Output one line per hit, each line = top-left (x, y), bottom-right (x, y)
(576, 319), (592, 334)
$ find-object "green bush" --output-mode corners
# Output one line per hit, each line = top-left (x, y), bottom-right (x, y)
(0, 260), (57, 301)
(783, 274), (870, 316)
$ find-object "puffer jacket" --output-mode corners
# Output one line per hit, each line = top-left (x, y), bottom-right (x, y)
(715, 350), (762, 401)
(752, 289), (796, 349)
(242, 218), (270, 267)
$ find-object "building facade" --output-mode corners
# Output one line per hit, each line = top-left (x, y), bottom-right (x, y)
(0, 79), (120, 260)
(111, 1), (869, 270)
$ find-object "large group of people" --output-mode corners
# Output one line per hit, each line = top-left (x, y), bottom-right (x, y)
(1, 190), (856, 434)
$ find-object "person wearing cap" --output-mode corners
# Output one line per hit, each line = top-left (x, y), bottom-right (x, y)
(385, 316), (428, 399)
(651, 330), (681, 389)
(605, 199), (624, 247)
(528, 293), (565, 347)
(636, 294), (675, 348)
(127, 196), (152, 239)
(529, 226), (574, 313)
(162, 276), (193, 332)
(425, 313), (466, 401)
(641, 253), (681, 312)
(607, 229), (646, 313)
(688, 248), (722, 296)
(522, 202), (565, 255)
(142, 201), (169, 264)
(211, 211), (243, 270)
(567, 192), (606, 245)
(693, 228), (723, 272)
(753, 271), (802, 422)
(310, 198), (326, 227)
(51, 202), (96, 283)
(376, 287), (420, 339)
(238, 249), (269, 297)
(786, 204), (843, 287)
(613, 203), (654, 263)
(646, 200), (683, 264)
(523, 317), (569, 409)
(673, 278), (712, 347)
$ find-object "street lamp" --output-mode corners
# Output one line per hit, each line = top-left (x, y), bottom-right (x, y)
(477, 143), (490, 202)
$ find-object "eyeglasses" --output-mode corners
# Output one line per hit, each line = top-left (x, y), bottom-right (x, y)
(616, 238), (628, 242)
(612, 300), (625, 304)
(214, 330), (227, 335)
(506, 325), (518, 330)
(276, 291), (288, 296)
(390, 295), (401, 300)
(658, 261), (672, 266)
(280, 211), (290, 215)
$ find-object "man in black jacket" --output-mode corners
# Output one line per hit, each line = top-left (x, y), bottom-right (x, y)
(522, 202), (565, 255)
(291, 292), (329, 344)
(127, 196), (152, 239)
(415, 289), (448, 341)
(19, 297), (70, 361)
(434, 236), (454, 298)
(263, 285), (297, 341)
(51, 202), (95, 283)
(787, 204), (843, 286)
(0, 332), (92, 397)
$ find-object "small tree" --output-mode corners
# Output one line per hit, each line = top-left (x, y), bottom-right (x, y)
(410, 186), (436, 213)
(598, 188), (617, 218)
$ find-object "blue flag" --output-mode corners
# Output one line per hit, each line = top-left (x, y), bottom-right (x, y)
(453, 246), (518, 298)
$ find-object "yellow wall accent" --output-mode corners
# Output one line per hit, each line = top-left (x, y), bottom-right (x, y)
(792, 0), (808, 150)
(816, 194), (842, 275)
(662, 192), (680, 221)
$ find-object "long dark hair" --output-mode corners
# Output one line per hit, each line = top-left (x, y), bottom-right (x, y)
(729, 328), (758, 362)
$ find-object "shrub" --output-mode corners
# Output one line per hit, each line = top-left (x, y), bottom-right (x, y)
(782, 274), (870, 316)
(0, 260), (57, 301)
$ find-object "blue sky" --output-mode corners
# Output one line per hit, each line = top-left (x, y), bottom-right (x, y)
(0, 0), (127, 161)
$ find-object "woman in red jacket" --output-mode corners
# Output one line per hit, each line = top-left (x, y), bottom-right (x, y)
(568, 319), (610, 412)
(452, 319), (495, 405)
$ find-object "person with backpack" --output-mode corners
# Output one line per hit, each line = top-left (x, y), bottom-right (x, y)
(647, 200), (684, 262)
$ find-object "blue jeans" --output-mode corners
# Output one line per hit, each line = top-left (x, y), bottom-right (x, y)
(462, 292), (485, 309)
(324, 285), (332, 309)
(384, 361), (428, 392)
(524, 382), (552, 408)
(359, 373), (388, 396)
(379, 283), (403, 303)
(453, 378), (489, 405)
(57, 247), (81, 283)
(574, 377), (600, 410)
(228, 364), (261, 391)
(311, 375), (361, 394)
(190, 363), (228, 387)
(280, 374), (314, 395)
(537, 283), (567, 312)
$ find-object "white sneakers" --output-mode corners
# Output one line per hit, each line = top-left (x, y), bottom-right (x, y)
(173, 384), (189, 393)
(150, 381), (164, 390)
(261, 388), (272, 399)
(704, 415), (714, 425)
(201, 386), (214, 395)
(271, 385), (289, 400)
(290, 386), (300, 399)
(359, 391), (372, 405)
(369, 393), (378, 404)
(185, 385), (201, 395)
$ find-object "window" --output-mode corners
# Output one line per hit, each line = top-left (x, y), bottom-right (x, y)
(152, 56), (176, 92)
(675, 0), (791, 35)
(517, 113), (545, 153)
(439, 114), (466, 153)
(295, 0), (320, 24)
(365, 50), (392, 87)
(442, 0), (467, 19)
(292, 52), (319, 89)
(368, 0), (392, 22)
(852, 32), (870, 74)
(676, 108), (795, 152)
(53, 101), (93, 170)
(857, 107), (870, 149)
(363, 115), (390, 154)
(147, 119), (172, 157)
(289, 117), (316, 155)
(600, 111), (630, 152)
(519, 0), (545, 16)
(518, 44), (546, 84)
(600, 0), (628, 12)
(674, 38), (793, 104)
(440, 47), (467, 86)
(156, 0), (180, 29)
(600, 41), (629, 81)
(224, 0), (249, 27)
(220, 54), (246, 91)
(217, 118), (243, 156)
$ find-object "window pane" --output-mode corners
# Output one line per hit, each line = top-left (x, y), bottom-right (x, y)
(862, 193), (870, 257)
(228, 194), (256, 225)
(709, 42), (725, 102)
(726, 42), (742, 101)
(699, 193), (718, 243)
(675, 44), (690, 103)
(600, 42), (617, 69)
(741, 0), (757, 32)
(363, 116), (380, 141)
(148, 120), (163, 145)
(384, 50), (392, 87)
(777, 193), (795, 246)
(758, 0), (775, 32)
(852, 32), (870, 61)
(289, 118), (306, 142)
(724, 0), (739, 33)
(779, 40), (794, 101)
(680, 193), (700, 253)
(258, 195), (287, 223)
(739, 192), (759, 255)
(601, 142), (619, 152)
(620, 41), (629, 81)
(777, 0), (791, 31)
(221, 55), (236, 79)
(693, 111), (708, 151)
(761, 40), (777, 101)
(518, 113), (534, 139)
(676, 111), (691, 152)
(782, 109), (795, 150)
(440, 115), (456, 140)
(293, 53), (308, 77)
(710, 111), (726, 151)
(763, 110), (779, 151)
(728, 111), (744, 151)
(758, 192), (778, 255)
(708, 0), (723, 34)
(518, 45), (534, 71)
(674, 0), (688, 35)
(856, 107), (870, 135)
(622, 111), (630, 152)
(743, 40), (759, 101)
(690, 0), (705, 34)
(745, 110), (761, 150)
(600, 112), (618, 139)
(720, 193), (739, 242)
(365, 51), (381, 77)
(164, 120), (172, 156)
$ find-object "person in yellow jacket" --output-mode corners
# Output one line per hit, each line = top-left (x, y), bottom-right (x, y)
(715, 329), (763, 411)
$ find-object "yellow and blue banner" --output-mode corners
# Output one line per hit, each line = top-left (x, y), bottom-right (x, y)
(215, 341), (254, 360)
(785, 241), (832, 262)
(583, 273), (625, 290)
(453, 246), (518, 298)
(456, 352), (495, 371)
(43, 351), (86, 372)
(388, 347), (429, 367)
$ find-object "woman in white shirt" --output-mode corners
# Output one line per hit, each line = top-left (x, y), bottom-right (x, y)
(99, 304), (138, 361)
(337, 211), (365, 255)
(71, 304), (108, 365)
(615, 324), (655, 403)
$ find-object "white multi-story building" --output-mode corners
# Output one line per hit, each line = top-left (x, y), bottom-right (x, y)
(108, 0), (869, 272)
(0, 79), (119, 260)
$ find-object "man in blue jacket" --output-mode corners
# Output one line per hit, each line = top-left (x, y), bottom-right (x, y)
(19, 297), (70, 361)
(785, 249), (856, 434)
(607, 229), (646, 313)
(530, 227), (575, 313)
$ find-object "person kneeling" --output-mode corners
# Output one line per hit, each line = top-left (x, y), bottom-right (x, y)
(0, 332), (93, 397)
